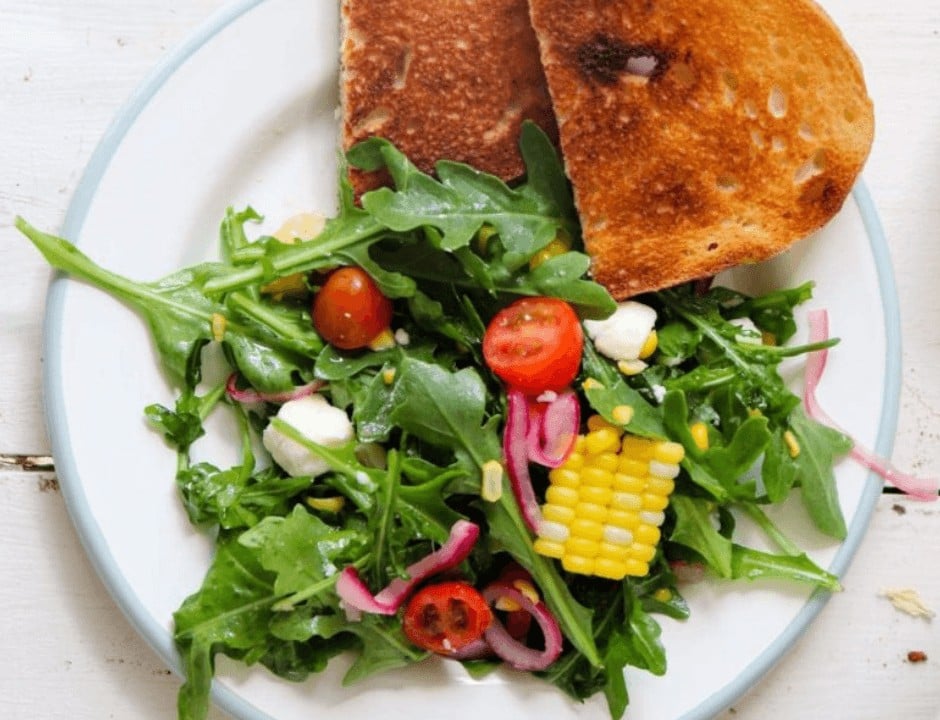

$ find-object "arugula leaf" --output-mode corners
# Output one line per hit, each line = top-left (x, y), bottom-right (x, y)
(731, 545), (841, 591)
(669, 495), (733, 578)
(787, 408), (853, 539)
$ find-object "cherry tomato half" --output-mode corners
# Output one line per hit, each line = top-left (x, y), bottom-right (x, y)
(311, 267), (393, 350)
(482, 297), (583, 394)
(402, 581), (493, 655)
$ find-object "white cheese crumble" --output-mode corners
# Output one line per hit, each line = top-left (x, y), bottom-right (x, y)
(262, 394), (354, 478)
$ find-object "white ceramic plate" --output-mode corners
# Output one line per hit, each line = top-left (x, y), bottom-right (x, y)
(45, 0), (898, 718)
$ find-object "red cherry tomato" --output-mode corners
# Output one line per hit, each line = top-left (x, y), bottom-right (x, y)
(402, 582), (493, 655)
(311, 267), (392, 350)
(482, 297), (583, 394)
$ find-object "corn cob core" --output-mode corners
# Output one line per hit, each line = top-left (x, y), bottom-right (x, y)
(533, 417), (683, 580)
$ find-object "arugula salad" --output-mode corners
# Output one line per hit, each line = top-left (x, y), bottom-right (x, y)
(18, 123), (858, 720)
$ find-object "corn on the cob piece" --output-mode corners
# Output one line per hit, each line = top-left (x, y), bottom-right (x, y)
(533, 418), (683, 580)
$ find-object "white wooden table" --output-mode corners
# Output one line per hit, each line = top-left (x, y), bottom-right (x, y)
(1, 1), (938, 718)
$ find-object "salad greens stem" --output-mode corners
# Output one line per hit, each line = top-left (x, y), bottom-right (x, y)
(740, 503), (802, 556)
(272, 556), (370, 612)
(201, 215), (384, 296)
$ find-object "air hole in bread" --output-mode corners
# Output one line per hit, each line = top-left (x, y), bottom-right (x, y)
(742, 99), (758, 119)
(799, 121), (814, 140)
(751, 130), (766, 148)
(716, 174), (739, 192)
(793, 149), (828, 184)
(771, 136), (787, 152)
(626, 55), (659, 77)
(707, 242), (719, 251)
(768, 86), (787, 118)
(392, 48), (413, 90)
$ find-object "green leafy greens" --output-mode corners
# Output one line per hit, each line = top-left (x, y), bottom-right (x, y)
(18, 124), (852, 720)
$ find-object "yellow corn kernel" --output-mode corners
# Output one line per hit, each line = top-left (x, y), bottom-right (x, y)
(563, 452), (585, 471)
(653, 587), (673, 603)
(653, 441), (685, 464)
(646, 476), (675, 496)
(598, 541), (630, 559)
(582, 378), (604, 391)
(587, 414), (616, 433)
(621, 436), (654, 460)
(546, 485), (579, 507)
(594, 558), (629, 580)
(602, 526), (634, 546)
(642, 493), (671, 512)
(513, 579), (540, 604)
(617, 359), (647, 376)
(566, 537), (600, 557)
(761, 330), (777, 346)
(690, 421), (710, 450)
(573, 435), (588, 454)
(617, 458), (648, 477)
(575, 502), (608, 523)
(562, 555), (595, 575)
(543, 504), (576, 524)
(586, 427), (621, 455)
(784, 430), (801, 458)
(538, 520), (570, 543)
(638, 330), (659, 359)
(529, 234), (572, 269)
(368, 328), (396, 351)
(607, 509), (641, 530)
(533, 538), (565, 559)
(306, 496), (345, 513)
(481, 460), (504, 502)
(634, 525), (661, 546)
(382, 368), (397, 385)
(549, 467), (581, 489)
(612, 404), (635, 425)
(579, 485), (614, 506)
(628, 544), (657, 563)
(570, 518), (605, 541)
(581, 466), (614, 488)
(260, 273), (309, 299)
(587, 452), (619, 473)
(210, 313), (227, 342)
(624, 559), (651, 577)
(611, 492), (643, 511)
(613, 473), (645, 494)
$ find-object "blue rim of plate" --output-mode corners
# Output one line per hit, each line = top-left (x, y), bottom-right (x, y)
(43, 1), (898, 719)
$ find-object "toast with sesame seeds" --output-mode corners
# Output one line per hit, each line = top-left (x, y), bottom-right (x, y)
(339, 0), (558, 196)
(526, 0), (874, 299)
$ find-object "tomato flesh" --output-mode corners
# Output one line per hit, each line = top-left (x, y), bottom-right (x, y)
(402, 581), (493, 654)
(311, 267), (392, 350)
(483, 297), (583, 394)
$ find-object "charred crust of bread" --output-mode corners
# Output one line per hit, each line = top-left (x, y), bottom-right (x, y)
(528, 0), (875, 299)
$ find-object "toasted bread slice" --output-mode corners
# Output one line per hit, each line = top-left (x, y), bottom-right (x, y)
(340, 0), (558, 195)
(527, 0), (874, 298)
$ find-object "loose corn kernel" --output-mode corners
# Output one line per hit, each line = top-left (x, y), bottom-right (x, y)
(535, 431), (683, 578)
(690, 421), (710, 450)
(368, 328), (396, 351)
(273, 212), (326, 243)
(617, 359), (647, 376)
(382, 368), (397, 385)
(481, 460), (504, 502)
(612, 404), (635, 425)
(582, 378), (604, 391)
(529, 232), (572, 269)
(210, 313), (227, 342)
(653, 587), (673, 603)
(306, 496), (345, 513)
(638, 330), (659, 359)
(563, 452), (585, 471)
(783, 430), (801, 458)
